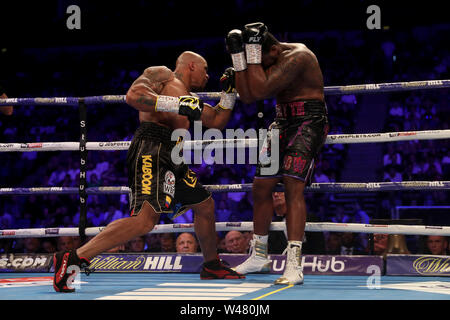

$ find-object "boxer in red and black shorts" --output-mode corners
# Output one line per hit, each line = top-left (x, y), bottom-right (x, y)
(256, 99), (329, 183)
(226, 22), (329, 285)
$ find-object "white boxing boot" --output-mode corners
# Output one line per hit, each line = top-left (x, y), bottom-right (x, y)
(274, 241), (304, 285)
(233, 235), (271, 274)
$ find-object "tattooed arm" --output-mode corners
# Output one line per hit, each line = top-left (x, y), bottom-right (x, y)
(246, 50), (304, 101)
(125, 66), (174, 113)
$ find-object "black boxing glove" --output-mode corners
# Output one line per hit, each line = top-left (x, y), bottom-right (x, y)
(155, 95), (203, 122)
(178, 96), (203, 121)
(226, 29), (247, 72)
(218, 67), (237, 110)
(220, 67), (236, 93)
(242, 22), (268, 64)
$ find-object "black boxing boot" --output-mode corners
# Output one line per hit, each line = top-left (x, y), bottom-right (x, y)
(200, 257), (245, 280)
(53, 249), (91, 293)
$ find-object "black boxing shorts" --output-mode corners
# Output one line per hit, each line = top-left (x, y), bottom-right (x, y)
(126, 121), (211, 219)
(255, 99), (329, 183)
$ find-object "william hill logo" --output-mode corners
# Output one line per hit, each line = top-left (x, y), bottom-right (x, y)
(89, 255), (146, 271)
(412, 256), (450, 275)
(88, 255), (183, 271)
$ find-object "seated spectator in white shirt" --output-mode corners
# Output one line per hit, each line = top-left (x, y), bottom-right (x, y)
(383, 166), (403, 182)
(88, 205), (105, 226)
(88, 173), (102, 187)
(313, 167), (330, 183)
(383, 145), (402, 167)
(331, 206), (351, 224)
(0, 213), (13, 229)
(425, 156), (442, 176)
(95, 153), (110, 177)
(48, 164), (67, 186)
(63, 156), (79, 182)
(216, 200), (232, 222)
(442, 151), (450, 165)
(388, 101), (404, 117)
(102, 205), (124, 225)
(352, 202), (370, 224)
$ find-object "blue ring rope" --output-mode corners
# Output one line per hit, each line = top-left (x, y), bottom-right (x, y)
(0, 79), (449, 106)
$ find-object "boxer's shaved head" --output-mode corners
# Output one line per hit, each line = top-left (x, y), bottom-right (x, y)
(175, 51), (209, 90)
(176, 51), (207, 67)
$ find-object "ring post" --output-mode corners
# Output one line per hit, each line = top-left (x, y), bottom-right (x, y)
(78, 98), (88, 242)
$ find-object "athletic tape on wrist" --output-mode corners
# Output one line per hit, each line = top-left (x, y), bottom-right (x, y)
(155, 95), (180, 113)
(231, 52), (247, 72)
(218, 92), (237, 110)
(245, 44), (262, 64)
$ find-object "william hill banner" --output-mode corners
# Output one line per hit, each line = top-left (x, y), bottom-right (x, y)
(386, 254), (450, 276)
(88, 254), (204, 273)
(87, 253), (382, 276)
(0, 253), (383, 275)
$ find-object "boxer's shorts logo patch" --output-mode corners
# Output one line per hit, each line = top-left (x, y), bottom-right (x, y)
(163, 171), (175, 196)
(165, 195), (172, 209)
(179, 96), (199, 110)
(165, 171), (175, 185)
(283, 155), (307, 173)
(183, 169), (197, 188)
(141, 155), (153, 195)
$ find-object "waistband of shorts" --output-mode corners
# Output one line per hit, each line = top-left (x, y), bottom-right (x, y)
(134, 121), (175, 142)
(275, 99), (327, 120)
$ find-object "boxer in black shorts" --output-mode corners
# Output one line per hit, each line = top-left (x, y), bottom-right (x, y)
(53, 51), (244, 293)
(226, 23), (329, 285)
(127, 121), (211, 219)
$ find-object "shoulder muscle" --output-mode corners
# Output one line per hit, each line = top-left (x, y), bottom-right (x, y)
(132, 66), (174, 94)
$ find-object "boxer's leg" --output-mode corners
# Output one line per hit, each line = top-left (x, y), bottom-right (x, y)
(54, 201), (159, 292)
(273, 175), (305, 285)
(174, 169), (245, 279)
(76, 201), (159, 260)
(233, 176), (281, 274)
(283, 175), (307, 242)
(252, 176), (282, 235)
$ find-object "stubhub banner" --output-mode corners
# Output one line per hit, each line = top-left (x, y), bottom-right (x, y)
(0, 253), (383, 276)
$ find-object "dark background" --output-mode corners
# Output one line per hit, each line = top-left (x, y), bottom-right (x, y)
(0, 0), (448, 45)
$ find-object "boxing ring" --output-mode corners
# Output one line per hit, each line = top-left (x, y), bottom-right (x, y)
(1, 79), (450, 301)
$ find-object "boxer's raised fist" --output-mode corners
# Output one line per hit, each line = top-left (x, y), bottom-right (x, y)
(243, 22), (268, 45)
